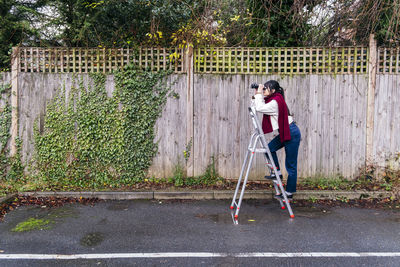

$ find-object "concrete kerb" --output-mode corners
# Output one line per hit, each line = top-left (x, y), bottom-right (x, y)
(294, 190), (393, 200)
(0, 190), (392, 203)
(21, 191), (154, 200)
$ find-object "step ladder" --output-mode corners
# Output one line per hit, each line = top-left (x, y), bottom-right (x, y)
(230, 107), (294, 220)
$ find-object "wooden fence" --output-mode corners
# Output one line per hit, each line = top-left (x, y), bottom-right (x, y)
(6, 38), (400, 179)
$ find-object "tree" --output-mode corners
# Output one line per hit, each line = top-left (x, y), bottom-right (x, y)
(308, 0), (400, 46)
(245, 0), (319, 47)
(0, 0), (47, 69)
(43, 0), (194, 47)
(1, 0), (400, 70)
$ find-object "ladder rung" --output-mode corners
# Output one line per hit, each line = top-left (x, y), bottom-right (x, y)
(248, 148), (268, 153)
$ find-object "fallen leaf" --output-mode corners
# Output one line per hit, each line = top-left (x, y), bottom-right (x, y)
(248, 219), (255, 222)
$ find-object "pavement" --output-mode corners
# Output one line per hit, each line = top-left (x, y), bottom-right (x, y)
(0, 193), (400, 266)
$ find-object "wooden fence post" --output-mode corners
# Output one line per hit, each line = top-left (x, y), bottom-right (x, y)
(366, 34), (377, 167)
(10, 47), (19, 157)
(185, 45), (194, 177)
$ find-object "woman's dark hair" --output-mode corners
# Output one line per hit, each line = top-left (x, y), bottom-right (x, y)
(264, 80), (291, 115)
(264, 80), (285, 98)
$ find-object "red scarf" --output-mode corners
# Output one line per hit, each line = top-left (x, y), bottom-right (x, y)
(262, 93), (291, 142)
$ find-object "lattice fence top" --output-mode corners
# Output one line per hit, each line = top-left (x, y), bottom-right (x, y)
(378, 47), (400, 74)
(18, 47), (185, 73)
(16, 46), (400, 74)
(195, 47), (369, 74)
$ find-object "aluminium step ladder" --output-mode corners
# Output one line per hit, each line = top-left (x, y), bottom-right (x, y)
(230, 107), (294, 220)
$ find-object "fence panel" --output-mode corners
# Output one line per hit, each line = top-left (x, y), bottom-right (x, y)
(194, 47), (369, 74)
(373, 74), (400, 167)
(192, 74), (367, 179)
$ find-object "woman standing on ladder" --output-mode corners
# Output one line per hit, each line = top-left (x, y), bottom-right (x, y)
(253, 80), (301, 200)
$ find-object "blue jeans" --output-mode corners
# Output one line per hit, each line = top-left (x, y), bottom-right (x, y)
(265, 123), (301, 193)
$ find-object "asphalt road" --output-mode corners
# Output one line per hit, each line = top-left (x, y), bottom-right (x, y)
(0, 199), (400, 266)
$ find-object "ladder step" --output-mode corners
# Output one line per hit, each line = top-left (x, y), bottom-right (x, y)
(248, 148), (268, 153)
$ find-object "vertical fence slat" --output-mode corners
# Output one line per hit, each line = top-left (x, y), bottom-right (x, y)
(284, 48), (287, 74)
(54, 48), (58, 73)
(150, 47), (153, 71)
(240, 48), (244, 73)
(322, 47), (325, 73)
(47, 49), (51, 73)
(10, 47), (19, 156)
(72, 48), (75, 73)
(22, 48), (26, 72)
(163, 48), (167, 71)
(102, 48), (106, 73)
(346, 47), (350, 74)
(65, 48), (69, 73)
(296, 48), (300, 74)
(78, 49), (81, 73)
(96, 49), (99, 73)
(36, 48), (40, 72)
(361, 47), (364, 74)
(61, 48), (65, 72)
(389, 48), (393, 74)
(30, 47), (33, 72)
(366, 34), (377, 166)
(156, 48), (160, 72)
(383, 48), (387, 73)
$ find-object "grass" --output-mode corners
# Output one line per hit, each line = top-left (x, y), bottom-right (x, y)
(12, 217), (52, 232)
(1, 178), (47, 195)
(300, 176), (354, 190)
(300, 175), (372, 191)
(299, 171), (399, 192)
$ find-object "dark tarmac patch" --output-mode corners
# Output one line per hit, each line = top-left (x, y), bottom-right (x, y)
(106, 202), (129, 211)
(294, 198), (400, 209)
(195, 212), (273, 224)
(294, 206), (332, 218)
(47, 206), (79, 219)
(388, 217), (400, 223)
(80, 232), (105, 247)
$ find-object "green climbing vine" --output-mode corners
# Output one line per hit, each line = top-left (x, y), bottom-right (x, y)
(0, 82), (11, 153)
(33, 64), (171, 189)
(0, 81), (11, 180)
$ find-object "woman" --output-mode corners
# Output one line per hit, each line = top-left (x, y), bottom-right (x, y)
(253, 80), (301, 200)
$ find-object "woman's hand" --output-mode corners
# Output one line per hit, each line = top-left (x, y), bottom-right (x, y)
(256, 84), (264, 94)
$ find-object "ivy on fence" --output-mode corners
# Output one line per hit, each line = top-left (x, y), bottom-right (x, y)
(33, 65), (172, 189)
(0, 79), (23, 182)
(0, 82), (11, 153)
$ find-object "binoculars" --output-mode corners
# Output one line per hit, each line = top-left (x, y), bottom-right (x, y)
(250, 83), (259, 89)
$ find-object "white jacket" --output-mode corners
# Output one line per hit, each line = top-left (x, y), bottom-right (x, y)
(253, 94), (293, 131)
